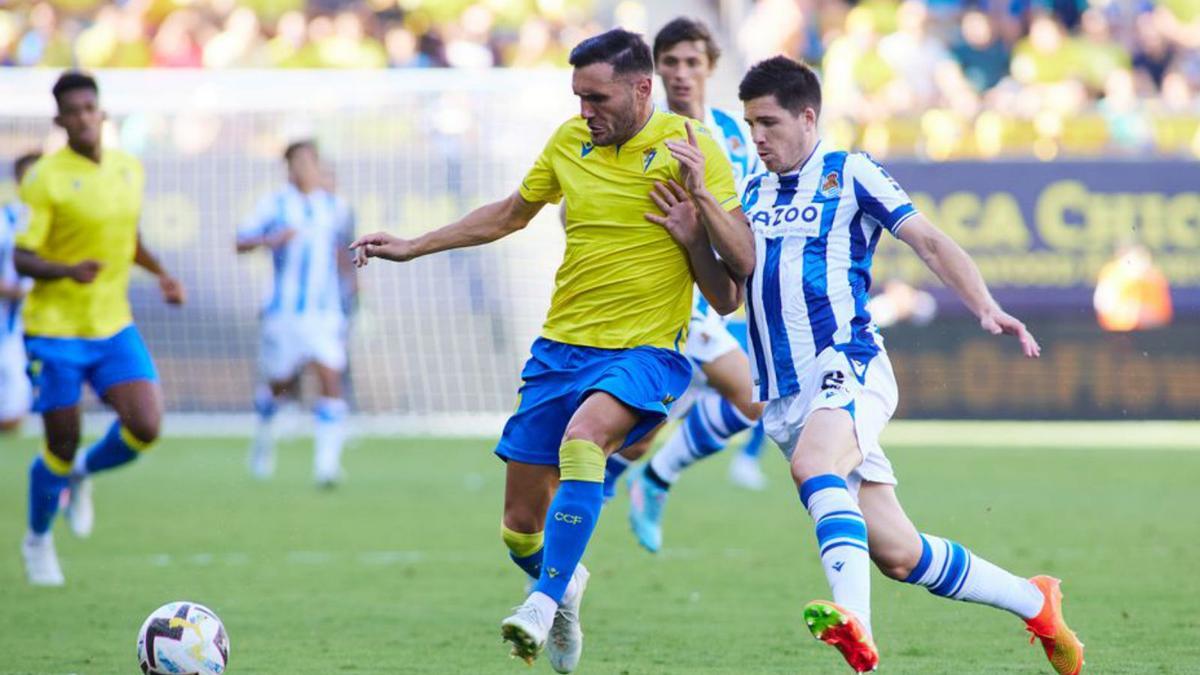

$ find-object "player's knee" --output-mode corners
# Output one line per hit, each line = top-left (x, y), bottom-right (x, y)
(789, 448), (833, 486)
(620, 437), (651, 462)
(735, 400), (764, 423)
(123, 415), (161, 446)
(502, 507), (543, 536)
(872, 542), (923, 581)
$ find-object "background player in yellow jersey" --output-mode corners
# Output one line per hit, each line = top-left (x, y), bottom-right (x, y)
(16, 71), (185, 586)
(351, 29), (753, 673)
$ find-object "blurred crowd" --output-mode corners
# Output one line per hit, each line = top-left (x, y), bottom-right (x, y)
(1, 0), (1198, 157)
(0, 0), (600, 69)
(741, 0), (1200, 157)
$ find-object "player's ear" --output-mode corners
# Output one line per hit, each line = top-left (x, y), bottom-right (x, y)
(634, 75), (653, 100)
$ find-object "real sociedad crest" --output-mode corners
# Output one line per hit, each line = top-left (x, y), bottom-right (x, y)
(820, 170), (840, 198)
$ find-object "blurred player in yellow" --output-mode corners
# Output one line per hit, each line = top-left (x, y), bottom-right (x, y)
(16, 71), (185, 586)
(351, 29), (752, 673)
(0, 152), (40, 434)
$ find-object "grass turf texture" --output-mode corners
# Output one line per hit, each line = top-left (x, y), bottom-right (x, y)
(2, 431), (1198, 674)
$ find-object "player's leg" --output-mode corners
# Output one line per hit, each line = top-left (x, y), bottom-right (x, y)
(630, 349), (760, 552)
(506, 392), (637, 670)
(858, 483), (1084, 674)
(501, 461), (559, 582)
(0, 337), (31, 432)
(602, 424), (655, 502)
(311, 361), (348, 486)
(250, 316), (302, 478)
(21, 336), (87, 585)
(22, 405), (79, 585)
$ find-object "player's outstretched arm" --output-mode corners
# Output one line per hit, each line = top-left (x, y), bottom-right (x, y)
(13, 248), (101, 283)
(897, 214), (1040, 358)
(665, 122), (755, 279)
(350, 191), (543, 267)
(646, 181), (742, 314)
(135, 235), (186, 305)
(235, 228), (295, 253)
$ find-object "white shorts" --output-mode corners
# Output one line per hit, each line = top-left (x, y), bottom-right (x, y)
(259, 314), (347, 382)
(761, 347), (899, 496)
(0, 333), (31, 421)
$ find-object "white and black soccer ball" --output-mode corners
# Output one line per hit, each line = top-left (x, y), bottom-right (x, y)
(136, 601), (229, 675)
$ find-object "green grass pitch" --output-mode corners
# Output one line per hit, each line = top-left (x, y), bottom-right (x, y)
(2, 430), (1198, 673)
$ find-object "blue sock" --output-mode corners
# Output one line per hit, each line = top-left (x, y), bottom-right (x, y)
(82, 421), (148, 475)
(533, 480), (602, 603)
(511, 548), (544, 579)
(501, 526), (545, 580)
(28, 452), (70, 535)
(602, 454), (633, 501)
(740, 421), (766, 459)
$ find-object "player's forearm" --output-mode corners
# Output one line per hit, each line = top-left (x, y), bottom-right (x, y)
(919, 230), (998, 318)
(692, 191), (754, 280)
(13, 248), (72, 280)
(411, 197), (530, 258)
(684, 242), (743, 315)
(135, 238), (170, 278)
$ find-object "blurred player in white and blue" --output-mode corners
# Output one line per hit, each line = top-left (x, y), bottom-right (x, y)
(236, 140), (356, 487)
(734, 56), (1082, 674)
(607, 17), (768, 553)
(0, 153), (39, 433)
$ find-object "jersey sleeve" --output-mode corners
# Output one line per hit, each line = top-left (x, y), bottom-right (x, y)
(849, 153), (917, 235)
(696, 130), (740, 211)
(518, 127), (563, 205)
(15, 164), (52, 252)
(237, 193), (282, 243)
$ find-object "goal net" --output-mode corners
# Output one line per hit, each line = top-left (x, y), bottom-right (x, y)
(0, 69), (579, 434)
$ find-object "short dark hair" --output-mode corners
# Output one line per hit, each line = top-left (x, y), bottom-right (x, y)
(568, 28), (653, 76)
(738, 56), (822, 117)
(284, 140), (317, 163)
(14, 152), (41, 182)
(653, 17), (720, 67)
(52, 71), (99, 109)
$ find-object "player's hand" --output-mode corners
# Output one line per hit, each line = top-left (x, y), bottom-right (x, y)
(645, 181), (703, 249)
(69, 260), (102, 284)
(665, 121), (707, 198)
(980, 307), (1040, 358)
(159, 274), (186, 306)
(349, 231), (414, 266)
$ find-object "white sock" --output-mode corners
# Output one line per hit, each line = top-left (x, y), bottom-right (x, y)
(650, 390), (753, 484)
(253, 385), (277, 450)
(313, 398), (348, 479)
(904, 534), (1044, 619)
(801, 474), (873, 633)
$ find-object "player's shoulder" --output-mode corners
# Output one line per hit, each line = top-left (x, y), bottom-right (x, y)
(548, 117), (591, 150)
(707, 106), (745, 137)
(106, 148), (144, 176)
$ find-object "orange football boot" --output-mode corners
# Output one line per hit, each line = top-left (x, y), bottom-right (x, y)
(1025, 576), (1084, 675)
(803, 600), (879, 673)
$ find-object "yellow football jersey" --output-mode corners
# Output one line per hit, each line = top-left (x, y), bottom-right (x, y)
(17, 146), (144, 339)
(520, 108), (740, 350)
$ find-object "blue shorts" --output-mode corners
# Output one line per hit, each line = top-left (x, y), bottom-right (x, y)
(25, 325), (159, 413)
(495, 337), (693, 466)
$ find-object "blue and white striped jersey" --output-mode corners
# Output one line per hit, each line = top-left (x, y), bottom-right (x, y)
(238, 185), (354, 319)
(0, 201), (29, 338)
(742, 142), (918, 402)
(704, 106), (760, 188)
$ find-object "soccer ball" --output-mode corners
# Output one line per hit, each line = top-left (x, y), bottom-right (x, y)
(136, 601), (229, 675)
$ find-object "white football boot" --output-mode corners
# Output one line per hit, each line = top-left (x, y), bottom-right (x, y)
(728, 453), (767, 491)
(547, 564), (590, 673)
(22, 531), (65, 586)
(500, 593), (555, 665)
